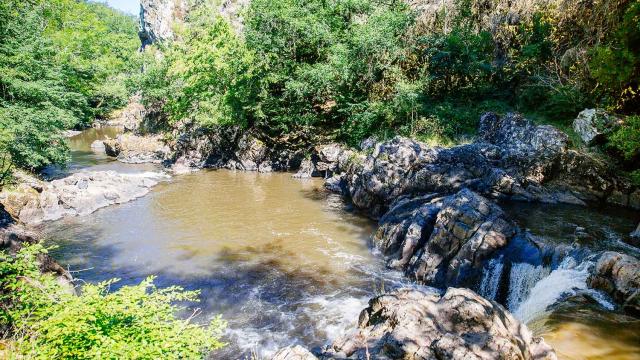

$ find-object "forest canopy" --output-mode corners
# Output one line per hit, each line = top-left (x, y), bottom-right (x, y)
(138, 0), (640, 151)
(0, 0), (140, 177)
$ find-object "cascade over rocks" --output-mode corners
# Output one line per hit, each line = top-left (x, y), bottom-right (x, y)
(588, 252), (640, 315)
(326, 288), (556, 360)
(0, 171), (163, 225)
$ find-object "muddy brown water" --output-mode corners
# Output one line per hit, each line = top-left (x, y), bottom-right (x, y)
(39, 129), (640, 359)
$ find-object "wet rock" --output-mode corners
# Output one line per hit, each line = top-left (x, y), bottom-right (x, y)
(588, 252), (640, 315)
(271, 345), (318, 360)
(103, 134), (169, 164)
(90, 140), (106, 152)
(0, 171), (164, 225)
(329, 288), (556, 360)
(293, 158), (320, 178)
(573, 109), (621, 146)
(375, 189), (516, 287)
(228, 134), (269, 171)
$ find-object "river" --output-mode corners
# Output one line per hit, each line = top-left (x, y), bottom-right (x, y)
(40, 128), (640, 359)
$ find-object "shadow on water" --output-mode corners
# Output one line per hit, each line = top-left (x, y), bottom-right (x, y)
(41, 170), (408, 358)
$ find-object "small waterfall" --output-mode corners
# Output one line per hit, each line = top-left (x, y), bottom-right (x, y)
(507, 263), (550, 312)
(513, 258), (615, 324)
(479, 257), (504, 300)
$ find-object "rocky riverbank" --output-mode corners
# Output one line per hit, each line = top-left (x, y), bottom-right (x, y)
(0, 171), (165, 226)
(261, 112), (640, 358)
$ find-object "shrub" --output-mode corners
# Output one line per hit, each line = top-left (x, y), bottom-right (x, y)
(608, 115), (640, 161)
(1, 245), (226, 359)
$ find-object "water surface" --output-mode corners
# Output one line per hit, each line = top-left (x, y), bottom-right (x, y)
(42, 171), (408, 357)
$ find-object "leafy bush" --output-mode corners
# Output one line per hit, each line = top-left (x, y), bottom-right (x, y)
(1, 245), (226, 359)
(608, 115), (640, 161)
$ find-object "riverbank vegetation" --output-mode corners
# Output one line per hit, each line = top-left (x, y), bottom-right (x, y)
(0, 0), (140, 183)
(0, 244), (225, 358)
(139, 0), (639, 150)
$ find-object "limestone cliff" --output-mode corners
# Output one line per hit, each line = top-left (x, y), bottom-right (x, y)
(139, 0), (250, 48)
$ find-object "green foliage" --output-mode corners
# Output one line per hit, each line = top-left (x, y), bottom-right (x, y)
(137, 0), (640, 151)
(0, 0), (139, 178)
(608, 115), (640, 161)
(1, 244), (226, 359)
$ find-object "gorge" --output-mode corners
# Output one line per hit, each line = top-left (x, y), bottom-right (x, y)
(1, 0), (639, 359)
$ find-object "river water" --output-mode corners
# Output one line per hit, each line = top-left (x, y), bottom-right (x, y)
(40, 128), (640, 359)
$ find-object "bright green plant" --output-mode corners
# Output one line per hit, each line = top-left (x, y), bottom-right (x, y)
(608, 115), (640, 161)
(1, 245), (226, 359)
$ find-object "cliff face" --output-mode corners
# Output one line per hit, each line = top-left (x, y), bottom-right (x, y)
(139, 0), (188, 48)
(139, 0), (250, 48)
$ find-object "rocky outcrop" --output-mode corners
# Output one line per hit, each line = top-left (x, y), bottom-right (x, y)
(588, 252), (640, 315)
(0, 171), (164, 225)
(573, 108), (621, 146)
(328, 288), (556, 360)
(326, 112), (636, 218)
(293, 144), (354, 179)
(374, 189), (516, 287)
(103, 134), (169, 164)
(139, 0), (188, 48)
(167, 123), (307, 174)
(271, 346), (318, 360)
(139, 0), (248, 48)
(104, 95), (145, 132)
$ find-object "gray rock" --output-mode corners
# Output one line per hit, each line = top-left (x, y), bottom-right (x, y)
(335, 112), (636, 218)
(293, 158), (319, 178)
(90, 140), (106, 152)
(104, 95), (145, 132)
(375, 189), (515, 287)
(104, 134), (169, 164)
(0, 171), (164, 225)
(573, 108), (621, 146)
(271, 345), (318, 360)
(588, 252), (640, 315)
(329, 287), (556, 360)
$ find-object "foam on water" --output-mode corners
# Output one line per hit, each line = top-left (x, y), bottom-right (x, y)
(479, 257), (504, 300)
(507, 262), (550, 312)
(514, 258), (615, 324)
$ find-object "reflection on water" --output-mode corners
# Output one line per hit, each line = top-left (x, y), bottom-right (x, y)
(43, 127), (157, 179)
(531, 304), (640, 360)
(41, 171), (409, 357)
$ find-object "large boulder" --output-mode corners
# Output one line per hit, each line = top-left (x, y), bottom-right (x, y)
(104, 95), (145, 132)
(329, 288), (556, 360)
(0, 171), (164, 225)
(573, 108), (621, 146)
(271, 346), (318, 360)
(588, 252), (640, 315)
(335, 112), (636, 218)
(103, 134), (169, 164)
(375, 189), (516, 287)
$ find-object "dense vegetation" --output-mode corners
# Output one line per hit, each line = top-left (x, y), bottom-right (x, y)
(0, 244), (225, 358)
(139, 0), (639, 158)
(0, 0), (140, 181)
